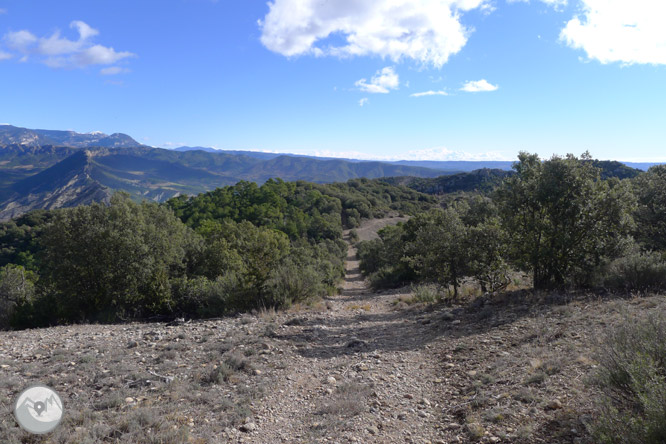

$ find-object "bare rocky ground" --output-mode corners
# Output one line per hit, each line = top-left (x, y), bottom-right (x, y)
(1, 218), (665, 443)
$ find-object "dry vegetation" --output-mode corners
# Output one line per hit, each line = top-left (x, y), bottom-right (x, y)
(1, 220), (665, 443)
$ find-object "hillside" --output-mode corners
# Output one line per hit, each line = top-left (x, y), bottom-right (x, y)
(0, 145), (443, 220)
(1, 217), (662, 443)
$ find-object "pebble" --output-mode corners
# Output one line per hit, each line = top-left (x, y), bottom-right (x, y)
(546, 399), (563, 410)
(239, 423), (257, 433)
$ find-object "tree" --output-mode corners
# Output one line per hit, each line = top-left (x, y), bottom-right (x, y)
(0, 264), (35, 329)
(39, 193), (194, 322)
(633, 165), (666, 251)
(496, 152), (635, 289)
(404, 209), (470, 297)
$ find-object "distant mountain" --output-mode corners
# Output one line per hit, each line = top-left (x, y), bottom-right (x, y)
(0, 124), (658, 220)
(0, 150), (112, 220)
(382, 169), (512, 195)
(0, 145), (445, 220)
(388, 160), (514, 172)
(383, 161), (644, 197)
(0, 125), (142, 148)
(173, 146), (221, 153)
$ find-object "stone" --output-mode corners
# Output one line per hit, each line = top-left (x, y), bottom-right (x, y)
(546, 399), (563, 410)
(239, 423), (257, 433)
(326, 376), (337, 385)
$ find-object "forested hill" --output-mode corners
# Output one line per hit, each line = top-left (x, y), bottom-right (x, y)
(382, 161), (643, 196)
(0, 178), (436, 329)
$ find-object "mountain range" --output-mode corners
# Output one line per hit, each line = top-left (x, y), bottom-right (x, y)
(0, 125), (657, 221)
(0, 126), (446, 220)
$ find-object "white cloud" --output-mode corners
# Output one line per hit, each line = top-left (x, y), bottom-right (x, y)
(0, 8), (7, 14)
(410, 90), (448, 97)
(2, 21), (134, 69)
(307, 146), (510, 161)
(100, 66), (130, 75)
(0, 51), (12, 61)
(460, 79), (498, 92)
(259, 0), (490, 68)
(355, 66), (399, 93)
(359, 98), (369, 106)
(4, 30), (38, 52)
(560, 0), (666, 65)
(507, 0), (567, 9)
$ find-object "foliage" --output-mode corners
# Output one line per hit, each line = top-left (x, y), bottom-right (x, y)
(633, 165), (666, 251)
(403, 209), (470, 297)
(409, 283), (441, 304)
(0, 264), (35, 329)
(592, 314), (666, 444)
(357, 223), (416, 289)
(495, 152), (635, 289)
(37, 193), (195, 323)
(0, 210), (53, 270)
(600, 250), (666, 292)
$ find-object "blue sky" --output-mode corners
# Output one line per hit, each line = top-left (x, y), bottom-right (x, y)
(1, 0), (664, 161)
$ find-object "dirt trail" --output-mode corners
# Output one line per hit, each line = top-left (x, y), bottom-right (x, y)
(253, 218), (447, 443)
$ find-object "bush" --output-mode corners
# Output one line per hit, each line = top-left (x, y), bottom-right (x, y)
(0, 264), (35, 329)
(592, 315), (666, 444)
(410, 283), (441, 304)
(601, 251), (666, 292)
(262, 261), (325, 308)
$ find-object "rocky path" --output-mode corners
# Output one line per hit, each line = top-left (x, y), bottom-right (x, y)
(252, 230), (450, 443)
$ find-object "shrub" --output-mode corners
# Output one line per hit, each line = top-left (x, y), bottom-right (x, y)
(0, 264), (35, 329)
(601, 251), (666, 292)
(410, 283), (441, 304)
(348, 229), (360, 244)
(261, 261), (325, 308)
(591, 314), (666, 444)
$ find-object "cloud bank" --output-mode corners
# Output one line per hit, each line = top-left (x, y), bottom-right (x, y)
(259, 0), (490, 68)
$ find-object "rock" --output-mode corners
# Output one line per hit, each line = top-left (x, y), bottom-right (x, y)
(489, 437), (501, 443)
(466, 370), (477, 377)
(546, 399), (563, 410)
(127, 341), (138, 349)
(125, 397), (135, 404)
(239, 423), (257, 433)
(166, 317), (185, 327)
(420, 398), (431, 407)
(404, 393), (414, 399)
(452, 320), (461, 326)
(367, 426), (379, 435)
(326, 376), (337, 385)
(346, 338), (367, 348)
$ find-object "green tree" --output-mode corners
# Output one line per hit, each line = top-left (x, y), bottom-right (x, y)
(0, 264), (35, 329)
(39, 193), (194, 322)
(404, 209), (469, 297)
(633, 164), (666, 251)
(496, 152), (634, 289)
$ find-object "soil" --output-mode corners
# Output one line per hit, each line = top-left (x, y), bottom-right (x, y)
(1, 217), (664, 443)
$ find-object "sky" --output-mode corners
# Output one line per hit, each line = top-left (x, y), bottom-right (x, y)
(0, 0), (665, 162)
